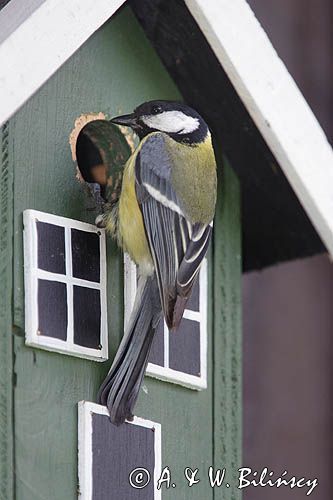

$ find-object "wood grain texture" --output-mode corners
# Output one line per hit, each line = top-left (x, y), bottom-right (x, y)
(9, 7), (195, 499)
(0, 122), (14, 499)
(0, 0), (127, 125)
(213, 161), (242, 499)
(8, 7), (241, 499)
(91, 413), (155, 499)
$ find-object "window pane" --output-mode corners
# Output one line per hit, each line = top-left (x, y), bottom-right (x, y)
(38, 279), (67, 340)
(186, 275), (200, 311)
(71, 229), (100, 282)
(92, 413), (155, 499)
(169, 319), (200, 376)
(37, 221), (65, 274)
(73, 286), (101, 348)
(148, 316), (164, 367)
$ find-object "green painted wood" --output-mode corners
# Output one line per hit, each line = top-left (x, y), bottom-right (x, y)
(0, 122), (14, 500)
(9, 7), (215, 500)
(8, 7), (241, 499)
(213, 160), (242, 499)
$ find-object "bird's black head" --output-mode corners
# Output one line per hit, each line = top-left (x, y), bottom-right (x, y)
(110, 100), (209, 145)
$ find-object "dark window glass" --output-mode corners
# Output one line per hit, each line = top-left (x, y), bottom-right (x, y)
(38, 279), (67, 340)
(73, 286), (101, 348)
(169, 319), (200, 376)
(92, 413), (155, 500)
(71, 229), (100, 282)
(186, 276), (200, 311)
(37, 221), (65, 274)
(148, 315), (164, 366)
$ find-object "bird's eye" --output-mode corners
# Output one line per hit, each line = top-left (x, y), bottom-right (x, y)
(151, 105), (162, 115)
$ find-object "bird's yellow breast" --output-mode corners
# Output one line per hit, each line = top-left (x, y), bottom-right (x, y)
(107, 131), (216, 273)
(113, 140), (154, 275)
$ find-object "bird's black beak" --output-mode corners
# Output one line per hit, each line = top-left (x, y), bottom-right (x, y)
(110, 113), (138, 128)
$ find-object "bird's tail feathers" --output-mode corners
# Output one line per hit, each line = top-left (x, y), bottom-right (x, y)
(98, 274), (161, 425)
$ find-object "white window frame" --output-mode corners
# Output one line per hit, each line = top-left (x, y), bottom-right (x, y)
(23, 209), (108, 361)
(78, 401), (162, 500)
(124, 254), (208, 390)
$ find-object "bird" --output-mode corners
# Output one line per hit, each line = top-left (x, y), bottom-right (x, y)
(98, 100), (217, 425)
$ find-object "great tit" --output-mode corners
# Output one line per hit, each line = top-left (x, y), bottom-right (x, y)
(98, 100), (217, 425)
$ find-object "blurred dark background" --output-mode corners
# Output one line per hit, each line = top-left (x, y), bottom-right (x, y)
(244, 2), (333, 499)
(248, 0), (333, 142)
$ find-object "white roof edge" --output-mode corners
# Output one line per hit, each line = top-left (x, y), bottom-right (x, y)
(185, 0), (333, 257)
(1, 0), (332, 256)
(0, 0), (126, 126)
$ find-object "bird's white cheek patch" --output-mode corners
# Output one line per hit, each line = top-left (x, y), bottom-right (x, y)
(142, 111), (199, 134)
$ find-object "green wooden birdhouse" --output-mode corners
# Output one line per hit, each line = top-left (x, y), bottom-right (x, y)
(1, 1), (332, 499)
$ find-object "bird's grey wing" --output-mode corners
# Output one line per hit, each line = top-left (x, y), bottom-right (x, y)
(135, 133), (212, 329)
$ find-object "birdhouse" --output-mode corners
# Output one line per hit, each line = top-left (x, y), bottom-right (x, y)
(0, 1), (332, 499)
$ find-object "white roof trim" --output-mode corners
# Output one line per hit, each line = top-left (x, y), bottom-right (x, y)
(185, 0), (333, 257)
(1, 0), (333, 256)
(0, 0), (126, 126)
